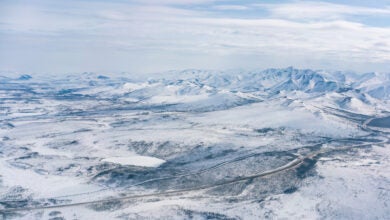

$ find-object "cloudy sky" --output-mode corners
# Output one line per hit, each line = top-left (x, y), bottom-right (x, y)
(0, 0), (389, 74)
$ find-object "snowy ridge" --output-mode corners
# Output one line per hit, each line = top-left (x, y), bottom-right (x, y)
(1, 67), (389, 219)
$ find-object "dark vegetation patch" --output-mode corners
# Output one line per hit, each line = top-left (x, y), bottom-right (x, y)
(180, 209), (238, 220)
(88, 199), (123, 211)
(296, 158), (317, 179)
(284, 186), (298, 194)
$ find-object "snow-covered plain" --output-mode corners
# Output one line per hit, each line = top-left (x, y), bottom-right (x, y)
(0, 67), (389, 219)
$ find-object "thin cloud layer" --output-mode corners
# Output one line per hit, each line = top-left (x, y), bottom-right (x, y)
(0, 0), (389, 74)
(257, 1), (390, 20)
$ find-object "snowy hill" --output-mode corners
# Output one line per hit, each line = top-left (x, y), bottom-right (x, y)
(1, 67), (389, 219)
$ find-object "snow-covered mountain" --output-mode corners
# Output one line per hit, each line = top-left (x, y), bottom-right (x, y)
(1, 67), (389, 219)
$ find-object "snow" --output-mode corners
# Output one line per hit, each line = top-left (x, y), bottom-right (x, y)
(190, 101), (363, 137)
(0, 159), (102, 198)
(259, 143), (390, 219)
(122, 82), (150, 92)
(102, 156), (166, 167)
(1, 67), (389, 219)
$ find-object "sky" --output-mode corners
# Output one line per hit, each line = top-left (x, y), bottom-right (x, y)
(0, 0), (389, 74)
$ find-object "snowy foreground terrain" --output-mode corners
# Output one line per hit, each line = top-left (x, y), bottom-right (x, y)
(0, 67), (390, 219)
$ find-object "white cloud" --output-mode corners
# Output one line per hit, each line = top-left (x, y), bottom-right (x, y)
(213, 5), (249, 10)
(256, 1), (390, 20)
(130, 0), (221, 5)
(0, 0), (390, 73)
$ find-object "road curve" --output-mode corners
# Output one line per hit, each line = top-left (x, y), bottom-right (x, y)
(0, 156), (305, 213)
(1, 139), (380, 214)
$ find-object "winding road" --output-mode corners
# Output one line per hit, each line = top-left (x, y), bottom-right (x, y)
(1, 136), (386, 214)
